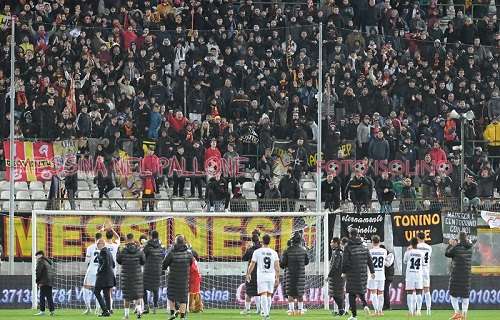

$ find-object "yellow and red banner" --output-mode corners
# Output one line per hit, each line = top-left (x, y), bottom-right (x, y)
(3, 141), (54, 181)
(0, 214), (317, 260)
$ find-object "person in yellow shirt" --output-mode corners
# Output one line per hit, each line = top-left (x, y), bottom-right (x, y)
(483, 118), (500, 167)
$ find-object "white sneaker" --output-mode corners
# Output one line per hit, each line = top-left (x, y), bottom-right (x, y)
(364, 306), (371, 314)
(348, 317), (357, 320)
(240, 309), (249, 315)
(82, 309), (90, 315)
(34, 311), (45, 316)
(427, 309), (432, 316)
(416, 310), (422, 316)
(287, 310), (293, 316)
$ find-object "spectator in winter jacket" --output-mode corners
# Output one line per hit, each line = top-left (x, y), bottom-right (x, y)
(487, 90), (500, 120)
(322, 173), (341, 211)
(463, 175), (480, 210)
(368, 130), (390, 161)
(428, 139), (447, 165)
(206, 175), (230, 211)
(205, 139), (222, 178)
(400, 177), (417, 211)
(189, 251), (203, 313)
(167, 110), (189, 139)
(279, 169), (301, 211)
(35, 250), (55, 316)
(376, 171), (394, 213)
(186, 141), (204, 198)
(147, 104), (163, 139)
(346, 171), (371, 210)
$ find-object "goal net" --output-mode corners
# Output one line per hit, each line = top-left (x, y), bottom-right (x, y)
(31, 210), (329, 311)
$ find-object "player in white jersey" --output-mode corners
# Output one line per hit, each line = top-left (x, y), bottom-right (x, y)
(417, 232), (433, 315)
(247, 234), (280, 320)
(82, 233), (104, 315)
(368, 235), (389, 316)
(403, 237), (425, 316)
(104, 227), (120, 314)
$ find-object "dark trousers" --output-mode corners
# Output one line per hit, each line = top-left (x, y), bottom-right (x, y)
(144, 289), (159, 308)
(39, 285), (54, 312)
(173, 176), (185, 196)
(349, 292), (368, 317)
(383, 279), (392, 310)
(142, 193), (155, 211)
(190, 177), (203, 198)
(94, 286), (111, 312)
(332, 293), (345, 314)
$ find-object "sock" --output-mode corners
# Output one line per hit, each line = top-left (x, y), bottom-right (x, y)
(267, 296), (273, 315)
(416, 294), (423, 313)
(83, 288), (91, 310)
(378, 294), (384, 312)
(245, 301), (251, 311)
(407, 293), (414, 314)
(344, 293), (350, 312)
(255, 296), (261, 312)
(124, 308), (130, 317)
(288, 302), (295, 312)
(260, 296), (268, 316)
(371, 293), (379, 312)
(462, 298), (469, 314)
(297, 301), (303, 311)
(424, 292), (431, 311)
(450, 296), (460, 313)
(110, 294), (114, 311)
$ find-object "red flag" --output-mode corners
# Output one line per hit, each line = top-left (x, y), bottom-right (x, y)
(66, 78), (77, 115)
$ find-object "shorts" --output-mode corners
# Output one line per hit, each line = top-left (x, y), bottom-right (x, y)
(257, 280), (275, 294)
(83, 270), (96, 287)
(367, 279), (385, 291)
(422, 270), (430, 288)
(405, 275), (423, 291)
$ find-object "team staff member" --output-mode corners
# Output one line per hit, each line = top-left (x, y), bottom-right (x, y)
(446, 232), (473, 320)
(34, 250), (55, 316)
(342, 228), (375, 319)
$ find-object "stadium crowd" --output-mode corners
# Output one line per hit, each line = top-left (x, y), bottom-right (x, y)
(0, 0), (499, 210)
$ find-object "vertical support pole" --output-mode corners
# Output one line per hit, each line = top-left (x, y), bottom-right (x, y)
(183, 79), (187, 117)
(460, 119), (464, 211)
(32, 211), (37, 309)
(317, 22), (329, 310)
(8, 15), (16, 275)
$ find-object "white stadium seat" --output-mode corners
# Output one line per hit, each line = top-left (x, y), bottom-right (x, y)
(29, 181), (45, 191)
(15, 181), (29, 190)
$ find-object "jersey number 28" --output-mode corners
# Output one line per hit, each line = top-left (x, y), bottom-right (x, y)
(372, 256), (384, 269)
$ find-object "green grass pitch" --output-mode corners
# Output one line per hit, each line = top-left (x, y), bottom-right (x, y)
(0, 309), (497, 319)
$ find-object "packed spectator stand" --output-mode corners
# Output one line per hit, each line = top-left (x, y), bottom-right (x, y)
(0, 0), (498, 212)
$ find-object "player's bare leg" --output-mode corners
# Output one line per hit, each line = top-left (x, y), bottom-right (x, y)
(297, 297), (304, 315)
(423, 287), (431, 316)
(123, 300), (130, 320)
(369, 289), (378, 315)
(82, 285), (93, 315)
(286, 296), (295, 316)
(377, 289), (385, 316)
(415, 289), (423, 316)
(240, 294), (252, 315)
(406, 290), (415, 316)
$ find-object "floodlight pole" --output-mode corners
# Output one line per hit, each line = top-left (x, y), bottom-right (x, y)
(8, 15), (16, 275)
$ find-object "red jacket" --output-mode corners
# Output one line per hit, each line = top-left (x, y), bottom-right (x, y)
(189, 259), (202, 293)
(168, 113), (188, 133)
(204, 147), (221, 162)
(429, 147), (447, 165)
(142, 154), (160, 176)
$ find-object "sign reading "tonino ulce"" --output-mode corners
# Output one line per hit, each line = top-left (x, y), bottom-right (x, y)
(391, 210), (444, 246)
